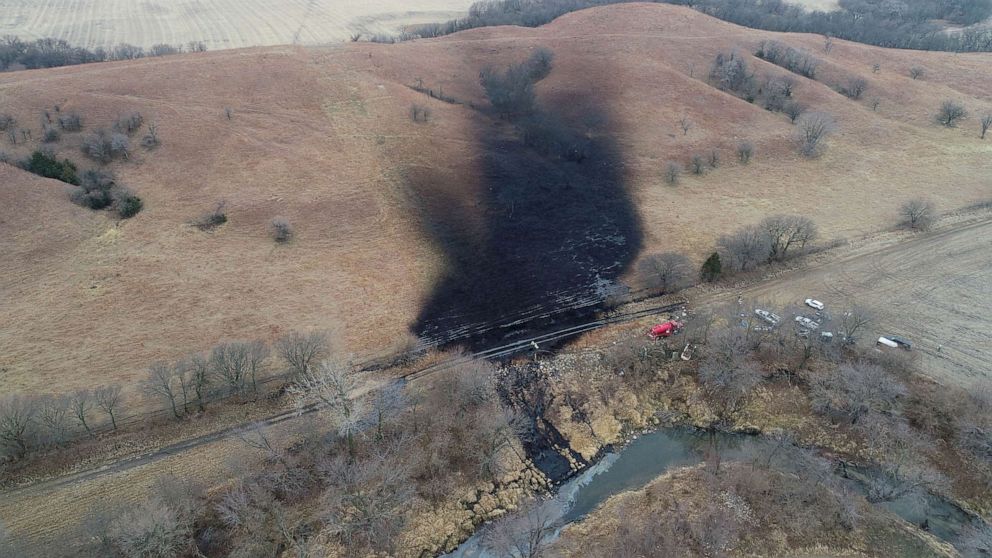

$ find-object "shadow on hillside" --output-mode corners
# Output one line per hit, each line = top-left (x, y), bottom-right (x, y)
(409, 67), (643, 350)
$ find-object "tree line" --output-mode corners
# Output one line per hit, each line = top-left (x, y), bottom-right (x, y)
(0, 331), (329, 461)
(409, 0), (992, 52)
(0, 36), (207, 72)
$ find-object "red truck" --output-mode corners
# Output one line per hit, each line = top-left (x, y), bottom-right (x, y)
(648, 320), (683, 339)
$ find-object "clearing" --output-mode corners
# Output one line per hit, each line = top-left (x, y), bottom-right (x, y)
(732, 215), (992, 389)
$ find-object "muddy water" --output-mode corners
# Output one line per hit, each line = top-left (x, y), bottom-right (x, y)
(446, 428), (982, 557)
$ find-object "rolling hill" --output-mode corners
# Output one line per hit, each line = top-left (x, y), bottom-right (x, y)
(1, 2), (990, 399)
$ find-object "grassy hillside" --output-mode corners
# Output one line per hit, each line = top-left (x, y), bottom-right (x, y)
(1, 3), (990, 398)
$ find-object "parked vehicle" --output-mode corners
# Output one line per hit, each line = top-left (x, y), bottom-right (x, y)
(805, 298), (825, 310)
(754, 309), (781, 326)
(795, 316), (819, 330)
(649, 320), (683, 339)
(888, 336), (913, 350)
(680, 343), (694, 361)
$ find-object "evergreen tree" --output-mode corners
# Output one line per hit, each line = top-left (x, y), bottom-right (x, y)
(701, 252), (722, 282)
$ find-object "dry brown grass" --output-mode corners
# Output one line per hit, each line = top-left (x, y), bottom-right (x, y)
(1, 3), (990, 400)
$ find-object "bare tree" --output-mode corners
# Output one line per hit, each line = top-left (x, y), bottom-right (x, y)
(146, 362), (182, 419)
(94, 385), (124, 430)
(909, 66), (925, 80)
(288, 360), (363, 454)
(899, 198), (936, 231)
(0, 395), (37, 458)
(838, 305), (872, 342)
(737, 141), (753, 164)
(869, 96), (880, 111)
(109, 494), (194, 557)
(783, 100), (806, 123)
(857, 415), (950, 504)
(178, 354), (210, 412)
(638, 252), (693, 294)
(936, 100), (967, 127)
(319, 440), (413, 554)
(38, 395), (73, 446)
(211, 340), (269, 397)
(678, 115), (692, 135)
(796, 112), (835, 157)
(277, 331), (330, 380)
(981, 114), (992, 139)
(69, 389), (96, 437)
(718, 224), (770, 272)
(759, 214), (817, 262)
(810, 361), (906, 424)
(823, 35), (834, 53)
(697, 333), (763, 445)
(0, 113), (14, 131)
(664, 161), (681, 185)
(482, 497), (560, 558)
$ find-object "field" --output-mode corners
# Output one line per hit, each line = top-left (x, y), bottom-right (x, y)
(0, 0), (474, 49)
(1, 3), (991, 403)
(733, 215), (992, 389)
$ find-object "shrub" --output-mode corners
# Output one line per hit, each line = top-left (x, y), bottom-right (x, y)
(82, 129), (112, 163)
(664, 161), (681, 185)
(708, 149), (720, 168)
(270, 217), (293, 243)
(909, 66), (925, 80)
(142, 123), (160, 149)
(755, 40), (820, 78)
(41, 124), (60, 143)
(149, 44), (181, 57)
(839, 77), (868, 100)
(410, 104), (431, 123)
(690, 154), (706, 175)
(113, 112), (144, 135)
(526, 47), (554, 81)
(480, 62), (537, 119)
(114, 188), (143, 218)
(58, 112), (83, 131)
(737, 141), (754, 164)
(70, 169), (116, 210)
(20, 150), (80, 184)
(0, 114), (14, 131)
(936, 100), (967, 127)
(195, 202), (227, 231)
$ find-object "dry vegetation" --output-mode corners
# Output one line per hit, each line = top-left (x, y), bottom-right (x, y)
(1, 5), (992, 553)
(1, 3), (989, 405)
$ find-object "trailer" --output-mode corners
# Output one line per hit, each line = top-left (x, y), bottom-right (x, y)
(876, 337), (899, 349)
